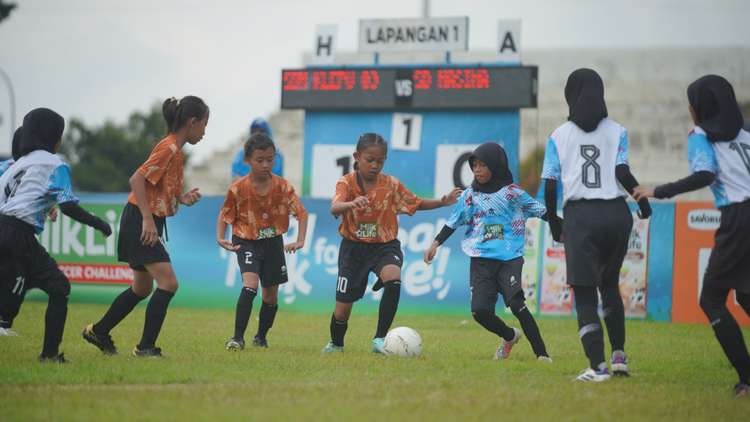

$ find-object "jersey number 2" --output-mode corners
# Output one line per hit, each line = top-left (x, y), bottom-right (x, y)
(580, 145), (601, 188)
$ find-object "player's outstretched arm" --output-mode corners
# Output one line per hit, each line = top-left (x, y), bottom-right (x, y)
(58, 202), (112, 237)
(633, 171), (715, 202)
(417, 187), (462, 210)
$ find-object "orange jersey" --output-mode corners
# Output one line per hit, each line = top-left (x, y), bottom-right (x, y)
(333, 172), (421, 243)
(127, 134), (184, 217)
(220, 175), (307, 240)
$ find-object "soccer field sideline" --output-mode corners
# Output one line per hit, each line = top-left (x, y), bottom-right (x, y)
(1, 302), (748, 421)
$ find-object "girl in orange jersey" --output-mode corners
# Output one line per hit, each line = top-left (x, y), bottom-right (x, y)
(323, 133), (461, 353)
(83, 96), (208, 358)
(218, 132), (308, 350)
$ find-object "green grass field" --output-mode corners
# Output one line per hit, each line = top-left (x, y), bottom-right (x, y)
(1, 302), (748, 421)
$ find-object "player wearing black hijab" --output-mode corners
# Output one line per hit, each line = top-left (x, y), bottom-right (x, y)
(425, 142), (551, 361)
(635, 75), (750, 397)
(541, 69), (651, 381)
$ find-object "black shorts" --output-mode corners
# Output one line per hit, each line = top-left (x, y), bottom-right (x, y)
(703, 199), (750, 294)
(233, 235), (288, 288)
(336, 238), (403, 303)
(562, 198), (632, 287)
(0, 215), (70, 306)
(469, 257), (524, 313)
(117, 203), (170, 271)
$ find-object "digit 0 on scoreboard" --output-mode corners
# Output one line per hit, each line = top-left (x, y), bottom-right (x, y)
(281, 65), (537, 110)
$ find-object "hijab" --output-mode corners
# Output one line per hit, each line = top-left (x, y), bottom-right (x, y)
(19, 108), (65, 156)
(565, 68), (608, 133)
(687, 75), (744, 143)
(469, 142), (513, 194)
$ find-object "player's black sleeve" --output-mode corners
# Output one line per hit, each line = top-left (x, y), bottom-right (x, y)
(615, 164), (652, 218)
(653, 171), (715, 199)
(434, 225), (455, 245)
(59, 202), (112, 236)
(543, 178), (563, 242)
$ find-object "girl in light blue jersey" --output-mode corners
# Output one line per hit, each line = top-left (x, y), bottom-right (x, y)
(635, 75), (750, 398)
(0, 108), (112, 362)
(424, 142), (550, 362)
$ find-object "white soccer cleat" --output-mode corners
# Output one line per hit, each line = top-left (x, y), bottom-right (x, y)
(0, 327), (18, 336)
(575, 367), (611, 382)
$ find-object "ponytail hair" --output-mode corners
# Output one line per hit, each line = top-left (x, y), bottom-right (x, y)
(162, 95), (209, 133)
(353, 132), (387, 171)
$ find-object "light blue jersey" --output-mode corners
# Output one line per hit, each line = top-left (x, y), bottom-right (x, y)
(446, 184), (546, 261)
(689, 127), (750, 207)
(0, 150), (78, 233)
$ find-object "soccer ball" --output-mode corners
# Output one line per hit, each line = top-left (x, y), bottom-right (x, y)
(383, 326), (422, 357)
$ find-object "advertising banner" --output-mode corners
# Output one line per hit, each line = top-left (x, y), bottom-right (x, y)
(27, 195), (676, 320)
(672, 202), (750, 325)
(538, 204), (657, 319)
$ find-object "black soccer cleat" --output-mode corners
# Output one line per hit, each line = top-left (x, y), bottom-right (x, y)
(132, 346), (163, 358)
(38, 353), (67, 363)
(252, 335), (268, 348)
(82, 324), (117, 355)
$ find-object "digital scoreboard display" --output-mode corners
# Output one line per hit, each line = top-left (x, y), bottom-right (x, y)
(281, 66), (537, 110)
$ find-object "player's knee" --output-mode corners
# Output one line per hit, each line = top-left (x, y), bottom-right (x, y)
(508, 293), (527, 315)
(699, 291), (726, 321)
(46, 280), (70, 308)
(132, 284), (153, 298)
(261, 289), (277, 304)
(158, 279), (178, 293)
(472, 309), (493, 324)
(46, 274), (71, 301)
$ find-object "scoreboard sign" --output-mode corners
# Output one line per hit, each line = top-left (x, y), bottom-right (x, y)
(281, 65), (537, 110)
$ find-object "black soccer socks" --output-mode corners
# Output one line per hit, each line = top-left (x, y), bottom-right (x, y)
(473, 310), (516, 341)
(601, 284), (626, 352)
(94, 287), (146, 335)
(513, 306), (548, 357)
(330, 313), (348, 347)
(233, 287), (257, 340)
(257, 301), (278, 339)
(41, 293), (68, 357)
(375, 280), (401, 338)
(574, 286), (606, 370)
(138, 288), (174, 349)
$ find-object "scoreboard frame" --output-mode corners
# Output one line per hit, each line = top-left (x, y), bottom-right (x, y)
(281, 65), (537, 111)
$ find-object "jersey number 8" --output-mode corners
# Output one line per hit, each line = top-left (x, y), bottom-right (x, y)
(580, 145), (601, 189)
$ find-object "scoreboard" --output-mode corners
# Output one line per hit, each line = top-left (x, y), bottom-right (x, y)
(281, 65), (537, 110)
(282, 64), (535, 198)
